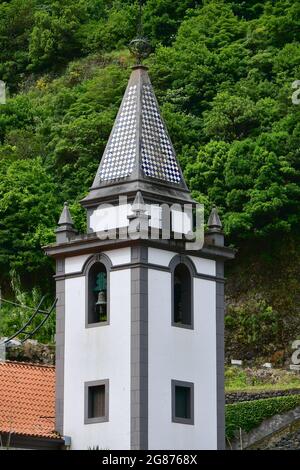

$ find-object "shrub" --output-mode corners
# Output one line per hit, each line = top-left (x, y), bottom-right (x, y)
(226, 395), (300, 440)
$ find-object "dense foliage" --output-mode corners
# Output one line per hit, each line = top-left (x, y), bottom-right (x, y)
(0, 0), (300, 348)
(225, 395), (300, 441)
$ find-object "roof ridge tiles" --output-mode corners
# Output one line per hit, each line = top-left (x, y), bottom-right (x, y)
(0, 360), (55, 369)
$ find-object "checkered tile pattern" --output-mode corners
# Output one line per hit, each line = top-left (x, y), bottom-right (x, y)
(141, 84), (182, 184)
(97, 79), (182, 185)
(99, 85), (137, 181)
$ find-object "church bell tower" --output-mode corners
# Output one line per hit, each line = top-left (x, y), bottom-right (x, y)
(45, 31), (234, 450)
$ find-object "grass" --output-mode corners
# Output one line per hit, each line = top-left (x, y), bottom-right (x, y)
(225, 366), (300, 392)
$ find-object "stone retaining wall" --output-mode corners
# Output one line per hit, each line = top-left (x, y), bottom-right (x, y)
(226, 388), (300, 404)
(0, 339), (55, 365)
(229, 406), (300, 450)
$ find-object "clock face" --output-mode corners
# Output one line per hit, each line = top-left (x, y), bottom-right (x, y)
(0, 80), (5, 104)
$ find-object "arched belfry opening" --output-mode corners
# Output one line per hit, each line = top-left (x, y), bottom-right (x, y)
(173, 263), (192, 328)
(87, 262), (108, 325)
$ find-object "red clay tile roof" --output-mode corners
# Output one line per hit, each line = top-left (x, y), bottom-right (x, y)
(0, 361), (59, 439)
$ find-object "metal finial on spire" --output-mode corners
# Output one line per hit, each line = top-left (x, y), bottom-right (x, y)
(129, 0), (151, 65)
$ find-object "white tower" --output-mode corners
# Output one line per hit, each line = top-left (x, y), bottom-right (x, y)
(45, 64), (234, 450)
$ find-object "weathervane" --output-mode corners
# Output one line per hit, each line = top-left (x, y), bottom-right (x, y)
(129, 0), (151, 65)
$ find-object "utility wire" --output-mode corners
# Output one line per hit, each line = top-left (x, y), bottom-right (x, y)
(0, 297), (48, 314)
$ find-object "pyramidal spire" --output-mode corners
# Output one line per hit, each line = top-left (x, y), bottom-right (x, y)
(132, 191), (146, 213)
(207, 206), (222, 231)
(58, 202), (74, 226)
(206, 206), (224, 247)
(56, 202), (76, 243)
(81, 66), (193, 209)
(92, 66), (185, 187)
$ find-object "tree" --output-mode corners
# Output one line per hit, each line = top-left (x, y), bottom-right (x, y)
(0, 157), (60, 290)
(28, 0), (87, 71)
(0, 0), (36, 91)
(203, 92), (258, 141)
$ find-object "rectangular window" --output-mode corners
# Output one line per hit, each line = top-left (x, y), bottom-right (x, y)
(172, 380), (194, 425)
(89, 385), (105, 418)
(84, 379), (109, 424)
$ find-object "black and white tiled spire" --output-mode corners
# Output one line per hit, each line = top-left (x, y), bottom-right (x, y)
(98, 84), (138, 181)
(92, 66), (185, 188)
(141, 84), (181, 184)
(82, 66), (192, 209)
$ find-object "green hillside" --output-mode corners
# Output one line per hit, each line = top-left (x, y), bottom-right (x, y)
(0, 0), (300, 361)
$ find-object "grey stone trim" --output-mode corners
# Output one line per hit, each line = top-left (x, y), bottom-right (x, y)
(84, 379), (109, 425)
(44, 235), (235, 262)
(84, 254), (112, 329)
(171, 380), (194, 425)
(131, 245), (148, 450)
(216, 260), (225, 450)
(168, 254), (197, 275)
(114, 263), (224, 283)
(82, 252), (113, 275)
(55, 258), (65, 436)
(55, 261), (225, 283)
(169, 254), (195, 330)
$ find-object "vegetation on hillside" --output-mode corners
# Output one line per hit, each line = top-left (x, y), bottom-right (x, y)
(0, 0), (300, 356)
(226, 394), (300, 441)
(225, 366), (300, 391)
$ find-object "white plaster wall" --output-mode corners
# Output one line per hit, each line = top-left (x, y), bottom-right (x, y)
(89, 204), (192, 234)
(63, 269), (131, 450)
(172, 207), (192, 234)
(148, 248), (176, 267)
(149, 206), (192, 234)
(103, 247), (131, 266)
(65, 254), (90, 274)
(189, 256), (216, 276)
(64, 248), (130, 276)
(148, 269), (217, 450)
(148, 248), (216, 278)
(89, 204), (130, 232)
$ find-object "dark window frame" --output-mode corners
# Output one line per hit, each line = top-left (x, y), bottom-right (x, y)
(84, 254), (112, 328)
(84, 379), (109, 424)
(171, 379), (194, 425)
(169, 255), (195, 330)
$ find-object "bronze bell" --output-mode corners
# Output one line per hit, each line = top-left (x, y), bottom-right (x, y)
(96, 290), (107, 306)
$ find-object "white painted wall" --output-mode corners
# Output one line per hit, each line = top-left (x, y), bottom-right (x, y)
(64, 248), (130, 274)
(62, 248), (218, 450)
(65, 254), (90, 274)
(89, 204), (192, 234)
(148, 248), (176, 267)
(148, 269), (217, 450)
(171, 207), (193, 235)
(148, 248), (216, 277)
(188, 256), (216, 276)
(89, 204), (130, 232)
(103, 247), (131, 266)
(63, 268), (131, 450)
